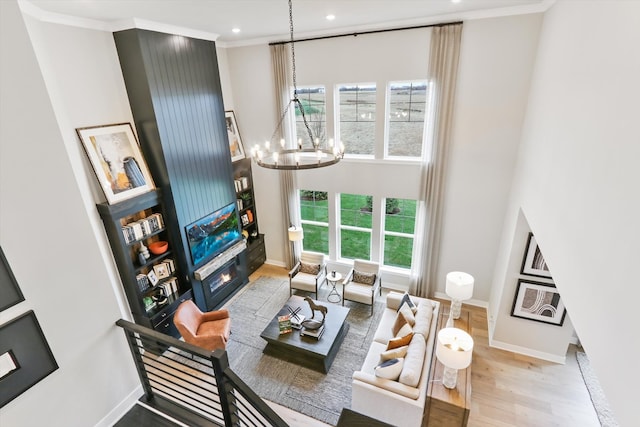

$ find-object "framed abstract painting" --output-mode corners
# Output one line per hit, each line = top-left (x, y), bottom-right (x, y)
(76, 123), (155, 204)
(511, 279), (567, 326)
(520, 232), (553, 279)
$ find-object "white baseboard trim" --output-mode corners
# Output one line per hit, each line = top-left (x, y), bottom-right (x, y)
(94, 385), (142, 427)
(265, 259), (286, 268)
(433, 291), (488, 309)
(489, 339), (567, 364)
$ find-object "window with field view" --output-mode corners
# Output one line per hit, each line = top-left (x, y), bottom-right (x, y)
(338, 84), (376, 155)
(299, 190), (329, 254)
(339, 193), (372, 260)
(387, 81), (428, 158)
(295, 86), (326, 147)
(383, 198), (417, 268)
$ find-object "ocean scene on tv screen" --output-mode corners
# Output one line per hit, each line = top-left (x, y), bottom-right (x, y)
(186, 204), (241, 266)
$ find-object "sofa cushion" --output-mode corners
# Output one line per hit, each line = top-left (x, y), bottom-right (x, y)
(374, 358), (404, 381)
(299, 262), (320, 275)
(353, 270), (376, 285)
(387, 332), (414, 350)
(392, 311), (412, 337)
(379, 345), (409, 361)
(399, 334), (426, 387)
(413, 300), (434, 338)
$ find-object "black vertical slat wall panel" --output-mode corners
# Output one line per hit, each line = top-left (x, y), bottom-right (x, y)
(114, 29), (236, 279)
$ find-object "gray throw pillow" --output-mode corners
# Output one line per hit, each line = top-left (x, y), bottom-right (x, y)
(353, 270), (376, 285)
(299, 262), (320, 275)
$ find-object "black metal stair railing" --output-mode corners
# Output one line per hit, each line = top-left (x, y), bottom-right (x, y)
(116, 319), (289, 427)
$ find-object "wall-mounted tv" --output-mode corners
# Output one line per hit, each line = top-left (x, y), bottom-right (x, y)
(185, 203), (241, 266)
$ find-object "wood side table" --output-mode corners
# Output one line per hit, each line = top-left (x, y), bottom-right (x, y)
(424, 308), (472, 427)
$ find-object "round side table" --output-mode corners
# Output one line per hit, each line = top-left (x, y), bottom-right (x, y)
(326, 272), (343, 303)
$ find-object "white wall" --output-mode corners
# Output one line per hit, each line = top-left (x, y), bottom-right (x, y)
(222, 14), (542, 298)
(0, 2), (140, 425)
(491, 1), (640, 424)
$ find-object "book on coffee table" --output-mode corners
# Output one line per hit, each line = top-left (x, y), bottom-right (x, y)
(301, 324), (325, 340)
(278, 315), (292, 334)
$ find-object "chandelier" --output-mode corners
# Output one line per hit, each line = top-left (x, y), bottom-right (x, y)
(251, 0), (344, 170)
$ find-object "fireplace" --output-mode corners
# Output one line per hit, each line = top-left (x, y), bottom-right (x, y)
(200, 258), (243, 311)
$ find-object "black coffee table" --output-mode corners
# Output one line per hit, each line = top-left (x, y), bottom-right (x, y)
(260, 295), (350, 373)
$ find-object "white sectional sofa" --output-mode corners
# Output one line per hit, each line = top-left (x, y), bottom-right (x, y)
(351, 292), (440, 427)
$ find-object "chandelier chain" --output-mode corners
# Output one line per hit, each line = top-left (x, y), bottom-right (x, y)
(288, 0), (314, 145)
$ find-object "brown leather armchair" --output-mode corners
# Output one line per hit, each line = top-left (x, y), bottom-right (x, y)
(173, 300), (231, 352)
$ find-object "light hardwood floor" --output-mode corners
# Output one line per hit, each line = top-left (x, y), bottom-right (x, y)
(249, 264), (599, 427)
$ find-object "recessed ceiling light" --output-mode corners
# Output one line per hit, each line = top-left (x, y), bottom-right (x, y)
(326, 14), (336, 21)
(451, 0), (462, 3)
(232, 28), (241, 34)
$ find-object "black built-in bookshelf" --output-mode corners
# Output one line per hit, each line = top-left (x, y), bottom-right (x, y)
(97, 190), (191, 337)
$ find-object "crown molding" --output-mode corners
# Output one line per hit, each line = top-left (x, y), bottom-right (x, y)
(18, 0), (218, 41)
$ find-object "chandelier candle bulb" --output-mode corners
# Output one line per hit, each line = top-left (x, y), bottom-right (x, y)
(280, 138), (285, 148)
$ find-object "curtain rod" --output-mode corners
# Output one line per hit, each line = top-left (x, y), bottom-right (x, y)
(268, 21), (462, 46)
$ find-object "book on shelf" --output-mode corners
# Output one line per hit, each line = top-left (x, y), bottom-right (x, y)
(301, 324), (325, 339)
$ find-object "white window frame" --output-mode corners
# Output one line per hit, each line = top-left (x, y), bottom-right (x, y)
(384, 80), (430, 160)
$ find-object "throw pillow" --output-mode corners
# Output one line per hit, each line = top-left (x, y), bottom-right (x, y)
(374, 357), (404, 381)
(398, 303), (416, 326)
(392, 312), (413, 337)
(353, 270), (376, 285)
(387, 332), (414, 350)
(299, 262), (321, 275)
(398, 292), (418, 314)
(379, 345), (409, 361)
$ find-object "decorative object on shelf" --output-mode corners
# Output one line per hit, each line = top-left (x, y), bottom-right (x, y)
(0, 310), (58, 407)
(138, 242), (150, 265)
(225, 110), (246, 162)
(250, 0), (344, 171)
(520, 232), (553, 279)
(445, 271), (474, 322)
(435, 327), (473, 389)
(76, 122), (155, 204)
(148, 240), (168, 255)
(147, 270), (159, 287)
(301, 296), (327, 330)
(0, 246), (24, 312)
(511, 279), (567, 326)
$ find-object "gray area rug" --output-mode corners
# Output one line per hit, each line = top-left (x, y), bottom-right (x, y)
(224, 275), (385, 426)
(576, 351), (619, 427)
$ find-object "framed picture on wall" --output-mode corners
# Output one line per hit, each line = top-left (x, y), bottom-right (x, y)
(520, 232), (553, 279)
(76, 123), (155, 205)
(511, 279), (567, 326)
(0, 246), (24, 312)
(0, 310), (58, 407)
(225, 111), (245, 162)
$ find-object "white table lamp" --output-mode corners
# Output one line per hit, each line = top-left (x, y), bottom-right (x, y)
(436, 327), (474, 389)
(445, 271), (474, 320)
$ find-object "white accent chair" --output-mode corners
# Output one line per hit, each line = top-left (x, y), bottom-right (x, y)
(289, 251), (327, 299)
(342, 259), (382, 314)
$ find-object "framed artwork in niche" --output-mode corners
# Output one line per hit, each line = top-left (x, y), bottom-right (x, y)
(0, 310), (58, 407)
(520, 232), (553, 279)
(225, 111), (245, 162)
(76, 122), (155, 205)
(511, 279), (567, 326)
(0, 246), (24, 312)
